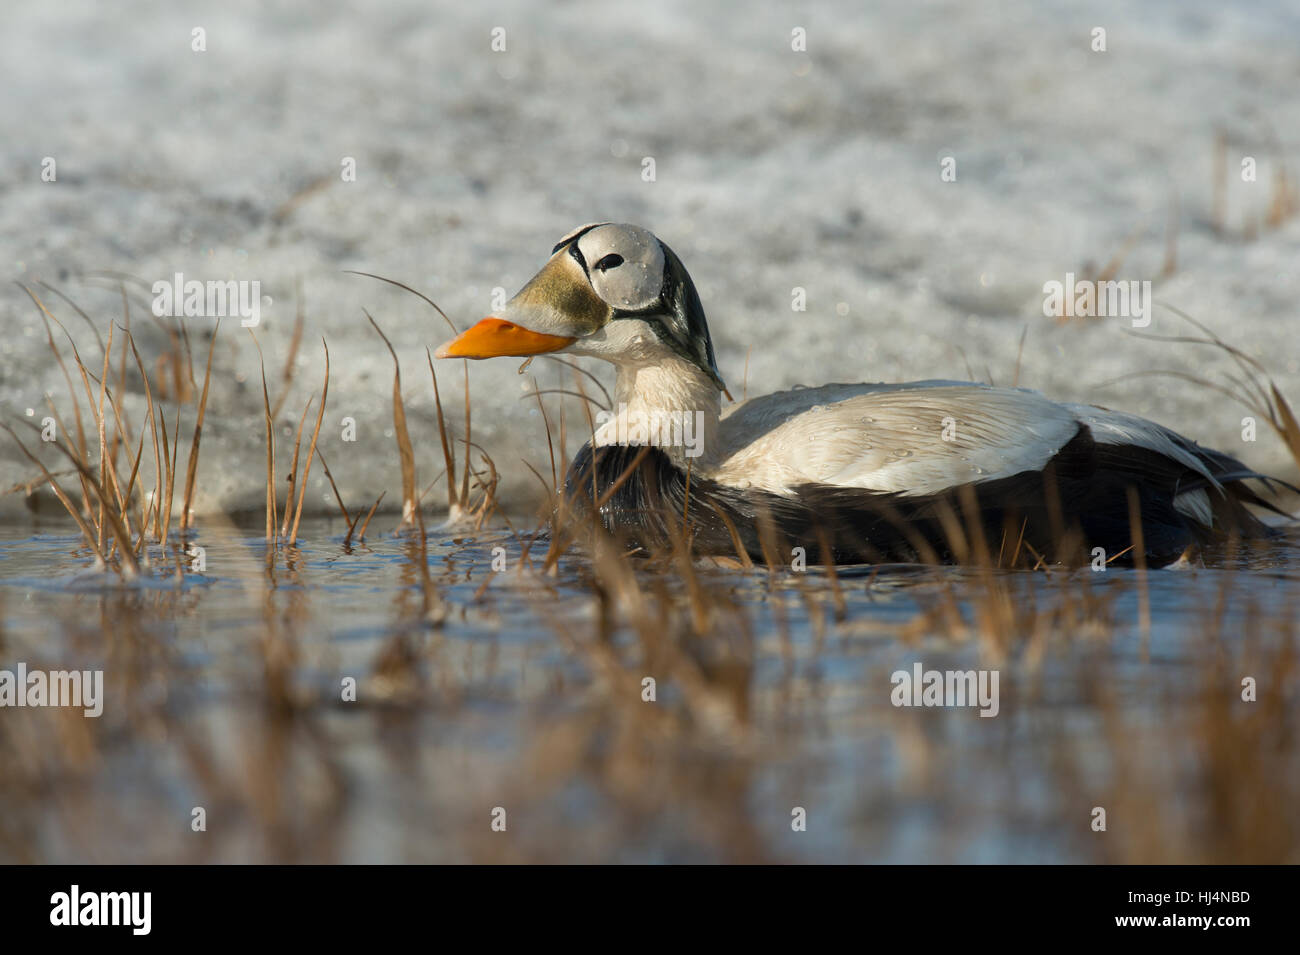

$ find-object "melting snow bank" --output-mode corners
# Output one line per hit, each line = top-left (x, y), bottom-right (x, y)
(2, 0), (1299, 520)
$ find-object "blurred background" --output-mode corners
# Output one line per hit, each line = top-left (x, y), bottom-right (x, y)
(3, 0), (1299, 517)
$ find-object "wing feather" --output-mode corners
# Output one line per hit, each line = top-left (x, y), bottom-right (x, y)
(712, 382), (1080, 495)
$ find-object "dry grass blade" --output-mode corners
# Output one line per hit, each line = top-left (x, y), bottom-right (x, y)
(18, 295), (110, 539)
(290, 340), (330, 543)
(113, 284), (134, 456)
(36, 280), (107, 354)
(95, 319), (113, 555)
(366, 312), (418, 527)
(469, 451), (501, 528)
(542, 356), (611, 410)
(412, 494), (441, 622)
(280, 397), (314, 539)
(593, 445), (653, 513)
(533, 389), (558, 492)
(160, 401), (181, 542)
(118, 423), (148, 536)
(4, 421), (140, 576)
(1270, 383), (1300, 470)
(426, 349), (459, 515)
(19, 284), (90, 474)
(86, 371), (139, 546)
(339, 266), (485, 523)
(249, 332), (278, 544)
(180, 322), (219, 535)
(343, 270), (458, 334)
(1, 423), (108, 567)
(122, 325), (165, 541)
(1111, 307), (1300, 483)
(177, 316), (197, 396)
(313, 447), (352, 530)
(353, 491), (386, 543)
(269, 279), (307, 423)
(460, 354), (472, 511)
(1126, 487), (1151, 653)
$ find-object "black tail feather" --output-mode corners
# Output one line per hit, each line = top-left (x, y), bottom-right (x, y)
(564, 425), (1292, 568)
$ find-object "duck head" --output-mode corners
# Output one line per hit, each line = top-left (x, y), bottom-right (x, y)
(435, 223), (726, 391)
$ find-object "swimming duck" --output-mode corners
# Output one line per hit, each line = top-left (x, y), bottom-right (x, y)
(436, 223), (1286, 567)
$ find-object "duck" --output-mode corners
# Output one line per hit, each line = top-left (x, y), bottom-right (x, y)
(435, 222), (1289, 567)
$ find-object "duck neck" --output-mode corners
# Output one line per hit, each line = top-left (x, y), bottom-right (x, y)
(594, 355), (722, 470)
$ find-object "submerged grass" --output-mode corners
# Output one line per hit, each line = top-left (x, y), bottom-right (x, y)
(1, 279), (1298, 863)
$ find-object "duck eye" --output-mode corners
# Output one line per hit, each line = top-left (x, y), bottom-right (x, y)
(594, 253), (624, 271)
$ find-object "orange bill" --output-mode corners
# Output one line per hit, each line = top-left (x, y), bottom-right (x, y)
(434, 317), (576, 359)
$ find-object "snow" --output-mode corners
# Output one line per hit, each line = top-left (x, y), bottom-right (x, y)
(2, 0), (1298, 519)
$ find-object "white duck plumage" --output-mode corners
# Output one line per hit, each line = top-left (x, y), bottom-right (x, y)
(436, 223), (1288, 566)
(711, 381), (1080, 495)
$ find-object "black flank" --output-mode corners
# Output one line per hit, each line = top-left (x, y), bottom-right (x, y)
(562, 424), (1279, 568)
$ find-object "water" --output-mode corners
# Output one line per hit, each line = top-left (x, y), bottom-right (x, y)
(1, 515), (1298, 863)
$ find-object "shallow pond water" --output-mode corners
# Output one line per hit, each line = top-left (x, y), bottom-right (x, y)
(1, 515), (1298, 863)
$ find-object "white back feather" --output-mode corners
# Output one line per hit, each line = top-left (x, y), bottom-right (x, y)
(709, 382), (1080, 495)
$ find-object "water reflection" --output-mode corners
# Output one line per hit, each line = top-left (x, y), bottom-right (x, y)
(0, 517), (1297, 862)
